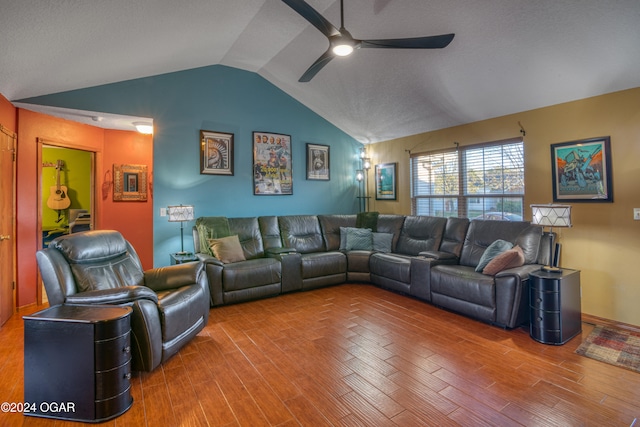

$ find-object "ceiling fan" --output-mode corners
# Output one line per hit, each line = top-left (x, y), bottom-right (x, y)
(282, 0), (455, 82)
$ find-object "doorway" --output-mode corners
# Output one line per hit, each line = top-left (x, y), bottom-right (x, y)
(0, 124), (16, 326)
(38, 142), (95, 304)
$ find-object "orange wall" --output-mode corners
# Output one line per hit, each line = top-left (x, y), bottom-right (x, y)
(102, 129), (153, 269)
(16, 109), (153, 307)
(0, 94), (16, 131)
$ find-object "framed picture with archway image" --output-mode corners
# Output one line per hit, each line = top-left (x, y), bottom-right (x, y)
(550, 136), (612, 202)
(200, 130), (234, 175)
(306, 143), (330, 180)
(375, 162), (397, 200)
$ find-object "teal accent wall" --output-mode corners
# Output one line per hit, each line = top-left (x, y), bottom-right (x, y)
(21, 65), (363, 265)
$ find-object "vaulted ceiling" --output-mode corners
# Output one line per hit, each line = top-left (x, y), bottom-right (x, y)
(2, 0), (639, 143)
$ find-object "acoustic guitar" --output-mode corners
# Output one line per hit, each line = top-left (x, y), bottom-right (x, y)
(46, 160), (71, 210)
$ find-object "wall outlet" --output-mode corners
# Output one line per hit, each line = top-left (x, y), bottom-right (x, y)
(634, 208), (640, 220)
(160, 208), (167, 217)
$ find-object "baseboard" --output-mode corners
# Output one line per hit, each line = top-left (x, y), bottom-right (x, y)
(582, 313), (640, 333)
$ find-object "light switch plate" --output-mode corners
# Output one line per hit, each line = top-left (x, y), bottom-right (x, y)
(160, 208), (167, 217)
(634, 208), (640, 220)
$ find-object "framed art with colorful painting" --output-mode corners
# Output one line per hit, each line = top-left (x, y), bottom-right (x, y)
(550, 136), (612, 202)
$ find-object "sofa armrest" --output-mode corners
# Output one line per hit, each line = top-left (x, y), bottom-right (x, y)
(418, 250), (459, 262)
(494, 264), (543, 328)
(196, 253), (224, 267)
(65, 285), (159, 305)
(266, 247), (298, 257)
(144, 262), (204, 292)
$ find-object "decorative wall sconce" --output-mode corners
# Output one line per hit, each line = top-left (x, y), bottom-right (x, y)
(362, 157), (371, 170)
(356, 147), (371, 212)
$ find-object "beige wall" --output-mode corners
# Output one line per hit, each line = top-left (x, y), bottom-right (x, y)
(366, 87), (640, 326)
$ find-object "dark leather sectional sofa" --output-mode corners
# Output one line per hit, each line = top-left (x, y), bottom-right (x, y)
(193, 214), (550, 329)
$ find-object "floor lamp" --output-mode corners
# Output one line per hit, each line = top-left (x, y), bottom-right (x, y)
(530, 204), (572, 272)
(167, 204), (195, 254)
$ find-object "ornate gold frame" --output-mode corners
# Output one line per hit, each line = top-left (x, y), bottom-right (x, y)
(113, 164), (148, 202)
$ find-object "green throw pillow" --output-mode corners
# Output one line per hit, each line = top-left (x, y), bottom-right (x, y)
(356, 211), (379, 232)
(475, 239), (513, 272)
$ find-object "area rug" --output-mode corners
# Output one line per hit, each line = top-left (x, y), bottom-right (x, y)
(575, 325), (640, 374)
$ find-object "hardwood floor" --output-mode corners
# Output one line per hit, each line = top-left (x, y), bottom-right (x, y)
(2, 284), (639, 426)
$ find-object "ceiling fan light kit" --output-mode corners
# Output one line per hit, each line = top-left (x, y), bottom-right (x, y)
(282, 0), (455, 82)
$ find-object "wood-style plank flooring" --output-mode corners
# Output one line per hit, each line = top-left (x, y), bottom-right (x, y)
(2, 284), (639, 426)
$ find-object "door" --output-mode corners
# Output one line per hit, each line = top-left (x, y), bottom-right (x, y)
(0, 124), (16, 326)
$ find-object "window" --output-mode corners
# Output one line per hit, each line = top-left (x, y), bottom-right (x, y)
(411, 138), (524, 220)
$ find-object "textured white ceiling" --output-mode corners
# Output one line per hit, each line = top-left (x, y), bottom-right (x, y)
(2, 0), (639, 143)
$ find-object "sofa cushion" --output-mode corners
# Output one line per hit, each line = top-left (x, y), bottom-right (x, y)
(301, 252), (347, 279)
(221, 258), (281, 292)
(370, 253), (412, 283)
(395, 216), (447, 256)
(475, 239), (513, 272)
(431, 264), (496, 309)
(372, 232), (394, 253)
(279, 215), (325, 253)
(208, 235), (246, 264)
(483, 245), (525, 275)
(319, 215), (357, 251)
(515, 225), (543, 264)
(345, 227), (373, 250)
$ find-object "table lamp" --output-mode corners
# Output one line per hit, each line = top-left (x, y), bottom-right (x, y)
(167, 204), (195, 254)
(530, 204), (572, 272)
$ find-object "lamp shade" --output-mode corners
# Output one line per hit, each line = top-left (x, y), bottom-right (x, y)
(167, 205), (194, 222)
(530, 204), (572, 228)
(356, 169), (364, 182)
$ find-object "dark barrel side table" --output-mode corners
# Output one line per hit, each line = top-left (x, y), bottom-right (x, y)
(23, 304), (133, 422)
(529, 268), (582, 345)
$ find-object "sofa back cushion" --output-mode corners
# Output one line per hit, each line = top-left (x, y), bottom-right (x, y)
(258, 216), (282, 250)
(376, 215), (406, 252)
(228, 217), (265, 260)
(50, 230), (144, 293)
(318, 214), (357, 251)
(460, 220), (542, 267)
(439, 217), (470, 257)
(396, 216), (447, 256)
(278, 215), (326, 254)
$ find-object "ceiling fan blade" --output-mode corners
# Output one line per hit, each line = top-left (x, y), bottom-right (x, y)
(282, 0), (340, 38)
(360, 33), (455, 49)
(299, 50), (335, 82)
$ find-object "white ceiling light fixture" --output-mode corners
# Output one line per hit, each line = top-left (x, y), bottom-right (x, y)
(133, 122), (153, 135)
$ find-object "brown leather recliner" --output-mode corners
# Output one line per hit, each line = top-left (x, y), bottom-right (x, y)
(35, 230), (210, 372)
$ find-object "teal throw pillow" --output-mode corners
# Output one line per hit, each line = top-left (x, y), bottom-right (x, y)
(372, 232), (393, 253)
(345, 227), (373, 251)
(475, 239), (514, 272)
(339, 227), (355, 250)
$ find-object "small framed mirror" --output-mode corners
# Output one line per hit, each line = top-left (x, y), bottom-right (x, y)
(113, 164), (148, 201)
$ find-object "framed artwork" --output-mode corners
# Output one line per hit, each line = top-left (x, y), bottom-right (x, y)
(551, 136), (613, 202)
(375, 162), (397, 200)
(306, 143), (330, 180)
(200, 130), (234, 175)
(113, 164), (148, 202)
(253, 131), (293, 195)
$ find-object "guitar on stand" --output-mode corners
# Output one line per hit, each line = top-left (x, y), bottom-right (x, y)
(46, 160), (71, 212)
